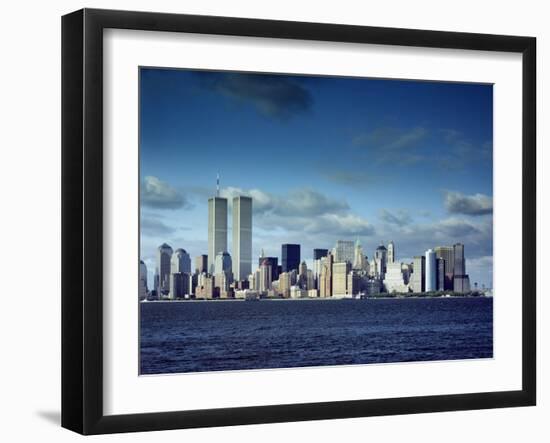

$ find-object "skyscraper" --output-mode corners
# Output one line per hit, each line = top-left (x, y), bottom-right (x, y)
(258, 259), (272, 292)
(453, 243), (470, 293)
(334, 240), (355, 263)
(319, 252), (334, 298)
(195, 254), (208, 274)
(171, 248), (191, 274)
(282, 244), (300, 272)
(139, 260), (148, 300)
(374, 243), (388, 278)
(214, 251), (233, 277)
(435, 246), (455, 290)
(208, 197), (228, 274)
(410, 255), (425, 293)
(387, 241), (395, 264)
(258, 250), (279, 282)
(313, 248), (328, 260)
(333, 261), (351, 297)
(232, 196), (252, 282)
(425, 249), (437, 292)
(169, 272), (189, 299)
(436, 257), (445, 291)
(353, 239), (368, 270)
(453, 243), (465, 275)
(156, 243), (173, 296)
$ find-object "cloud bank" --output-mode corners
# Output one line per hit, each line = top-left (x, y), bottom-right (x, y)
(199, 73), (313, 120)
(141, 176), (187, 210)
(444, 191), (493, 216)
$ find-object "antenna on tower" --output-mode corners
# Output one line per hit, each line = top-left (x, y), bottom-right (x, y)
(216, 171), (220, 197)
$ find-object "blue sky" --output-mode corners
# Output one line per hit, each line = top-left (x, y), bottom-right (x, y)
(140, 68), (493, 288)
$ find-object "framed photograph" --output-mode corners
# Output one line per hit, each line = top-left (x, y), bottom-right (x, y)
(61, 8), (536, 435)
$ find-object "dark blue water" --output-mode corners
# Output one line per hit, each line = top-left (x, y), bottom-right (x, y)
(140, 297), (493, 375)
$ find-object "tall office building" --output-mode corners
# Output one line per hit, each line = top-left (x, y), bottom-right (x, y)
(279, 272), (291, 298)
(410, 255), (425, 293)
(208, 196), (228, 274)
(353, 239), (368, 270)
(282, 244), (300, 272)
(319, 252), (334, 298)
(384, 261), (408, 293)
(453, 243), (465, 275)
(171, 248), (191, 274)
(435, 246), (455, 290)
(258, 251), (279, 282)
(334, 240), (355, 263)
(313, 248), (328, 260)
(425, 249), (437, 292)
(387, 241), (395, 264)
(169, 272), (189, 299)
(195, 254), (208, 274)
(214, 251), (232, 277)
(232, 196), (252, 282)
(156, 243), (173, 296)
(333, 261), (351, 297)
(139, 260), (148, 300)
(258, 259), (272, 292)
(453, 243), (470, 293)
(374, 243), (388, 278)
(436, 257), (445, 291)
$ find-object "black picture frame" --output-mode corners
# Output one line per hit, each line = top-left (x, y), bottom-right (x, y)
(62, 8), (536, 435)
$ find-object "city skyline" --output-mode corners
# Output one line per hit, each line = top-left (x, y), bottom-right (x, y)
(140, 68), (493, 288)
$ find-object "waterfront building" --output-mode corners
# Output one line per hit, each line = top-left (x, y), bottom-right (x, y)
(188, 273), (198, 298)
(282, 244), (300, 272)
(436, 257), (445, 291)
(139, 260), (148, 300)
(290, 285), (308, 299)
(232, 196), (252, 282)
(401, 263), (411, 285)
(425, 249), (437, 292)
(156, 243), (173, 296)
(169, 272), (189, 299)
(313, 256), (326, 289)
(334, 240), (355, 263)
(353, 239), (368, 270)
(369, 258), (377, 278)
(194, 254), (208, 274)
(410, 255), (425, 293)
(171, 248), (191, 274)
(259, 259), (273, 292)
(333, 261), (351, 297)
(208, 196), (228, 274)
(435, 246), (455, 290)
(319, 252), (334, 298)
(196, 275), (217, 299)
(374, 243), (388, 278)
(258, 251), (279, 282)
(297, 261), (308, 289)
(215, 272), (232, 297)
(347, 270), (361, 296)
(308, 289), (319, 298)
(453, 243), (470, 293)
(306, 269), (315, 290)
(383, 261), (409, 293)
(278, 272), (291, 298)
(387, 241), (395, 264)
(366, 279), (382, 295)
(214, 251), (232, 278)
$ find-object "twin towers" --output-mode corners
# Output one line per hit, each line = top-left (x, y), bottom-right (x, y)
(208, 193), (252, 282)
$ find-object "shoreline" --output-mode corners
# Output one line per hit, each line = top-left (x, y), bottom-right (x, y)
(141, 294), (492, 303)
